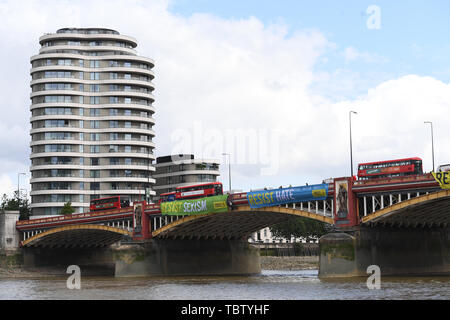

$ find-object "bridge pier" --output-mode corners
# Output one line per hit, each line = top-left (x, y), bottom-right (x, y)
(319, 227), (450, 278)
(114, 239), (261, 277)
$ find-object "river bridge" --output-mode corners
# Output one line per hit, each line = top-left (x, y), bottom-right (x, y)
(13, 173), (450, 277)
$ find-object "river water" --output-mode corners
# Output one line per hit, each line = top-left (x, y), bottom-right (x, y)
(1, 270), (449, 300)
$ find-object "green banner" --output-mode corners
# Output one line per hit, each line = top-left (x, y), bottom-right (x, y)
(160, 195), (229, 216)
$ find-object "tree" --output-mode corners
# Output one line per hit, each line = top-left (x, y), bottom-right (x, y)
(270, 216), (332, 242)
(60, 201), (75, 215)
(1, 191), (31, 220)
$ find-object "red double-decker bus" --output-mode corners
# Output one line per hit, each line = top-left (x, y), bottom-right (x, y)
(89, 196), (130, 212)
(175, 182), (223, 201)
(158, 191), (176, 204)
(358, 157), (423, 180)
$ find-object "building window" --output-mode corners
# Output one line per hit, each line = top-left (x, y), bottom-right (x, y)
(90, 72), (100, 80)
(110, 133), (118, 140)
(90, 60), (99, 68)
(90, 145), (100, 153)
(90, 182), (100, 190)
(110, 96), (119, 104)
(90, 170), (100, 178)
(90, 96), (100, 104)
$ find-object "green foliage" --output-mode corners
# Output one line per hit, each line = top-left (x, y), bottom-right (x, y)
(60, 201), (75, 215)
(1, 191), (30, 220)
(270, 216), (331, 241)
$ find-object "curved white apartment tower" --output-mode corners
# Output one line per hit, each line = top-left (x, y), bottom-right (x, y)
(30, 28), (156, 216)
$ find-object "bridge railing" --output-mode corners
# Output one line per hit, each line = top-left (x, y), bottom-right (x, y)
(150, 214), (187, 232)
(16, 207), (133, 229)
(229, 192), (334, 218)
(279, 199), (333, 218)
(353, 173), (435, 187)
(358, 190), (434, 218)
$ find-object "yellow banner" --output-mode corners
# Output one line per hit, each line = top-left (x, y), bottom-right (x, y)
(432, 172), (450, 189)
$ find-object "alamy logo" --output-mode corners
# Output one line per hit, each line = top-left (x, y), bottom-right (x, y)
(66, 265), (81, 289)
(366, 5), (381, 30)
(366, 265), (381, 289)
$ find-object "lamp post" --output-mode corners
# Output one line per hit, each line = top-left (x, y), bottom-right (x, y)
(424, 121), (435, 172)
(349, 111), (357, 178)
(222, 153), (231, 193)
(147, 147), (150, 203)
(17, 172), (26, 206)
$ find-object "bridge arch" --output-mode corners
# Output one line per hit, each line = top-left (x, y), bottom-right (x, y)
(152, 205), (333, 240)
(361, 189), (450, 227)
(21, 224), (132, 248)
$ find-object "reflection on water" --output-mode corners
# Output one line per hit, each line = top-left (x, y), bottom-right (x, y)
(1, 270), (449, 300)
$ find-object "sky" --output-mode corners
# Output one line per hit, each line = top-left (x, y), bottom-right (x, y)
(0, 0), (449, 197)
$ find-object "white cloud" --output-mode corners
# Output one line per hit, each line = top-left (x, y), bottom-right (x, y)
(0, 0), (448, 193)
(0, 174), (15, 198)
(343, 46), (389, 64)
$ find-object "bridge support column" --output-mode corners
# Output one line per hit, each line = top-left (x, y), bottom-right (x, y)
(319, 227), (450, 278)
(114, 239), (261, 277)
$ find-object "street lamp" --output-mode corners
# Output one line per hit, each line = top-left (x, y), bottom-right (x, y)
(349, 111), (358, 178)
(424, 121), (435, 172)
(17, 172), (26, 205)
(146, 147), (150, 203)
(222, 153), (231, 193)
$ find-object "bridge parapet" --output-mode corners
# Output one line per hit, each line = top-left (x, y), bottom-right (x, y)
(360, 189), (450, 228)
(16, 209), (135, 247)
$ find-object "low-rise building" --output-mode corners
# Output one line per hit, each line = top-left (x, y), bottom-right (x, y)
(248, 227), (318, 244)
(153, 154), (220, 200)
